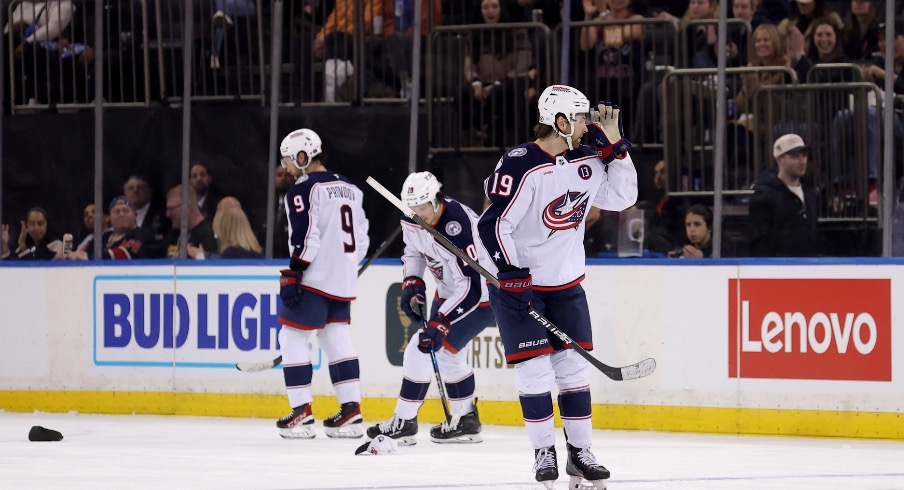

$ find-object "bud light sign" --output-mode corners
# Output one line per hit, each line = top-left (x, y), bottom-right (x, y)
(727, 279), (891, 381)
(94, 274), (285, 368)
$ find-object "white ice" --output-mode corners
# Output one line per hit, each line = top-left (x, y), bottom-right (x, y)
(1, 412), (902, 489)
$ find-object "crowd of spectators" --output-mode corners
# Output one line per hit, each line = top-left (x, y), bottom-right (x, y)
(4, 0), (904, 258)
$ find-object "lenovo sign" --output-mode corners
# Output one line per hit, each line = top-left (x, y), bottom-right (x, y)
(728, 279), (891, 381)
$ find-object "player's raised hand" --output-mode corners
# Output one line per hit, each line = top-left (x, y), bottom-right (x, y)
(589, 102), (631, 158)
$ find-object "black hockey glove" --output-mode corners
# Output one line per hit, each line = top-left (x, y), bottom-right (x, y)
(589, 102), (631, 163)
(418, 314), (451, 354)
(496, 268), (532, 312)
(400, 276), (427, 322)
(279, 269), (304, 309)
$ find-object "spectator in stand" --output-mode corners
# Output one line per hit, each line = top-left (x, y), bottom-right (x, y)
(190, 162), (223, 219)
(778, 0), (843, 51)
(163, 185), (218, 260)
(4, 0), (95, 105)
(842, 0), (880, 62)
(579, 0), (645, 119)
(381, 0), (442, 98)
(458, 0), (532, 147)
(124, 176), (165, 235)
(749, 134), (819, 257)
(75, 203), (110, 253)
(730, 24), (812, 139)
(65, 196), (153, 260)
(668, 204), (713, 258)
(212, 206), (263, 258)
(643, 158), (686, 253)
(210, 0), (257, 70)
(832, 18), (904, 204)
(2, 207), (62, 260)
(655, 0), (717, 68)
(806, 17), (850, 65)
(314, 0), (384, 102)
(733, 0), (769, 31)
(264, 163), (295, 258)
(123, 175), (166, 257)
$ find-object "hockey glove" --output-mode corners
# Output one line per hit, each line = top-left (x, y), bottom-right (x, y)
(400, 276), (427, 322)
(279, 269), (304, 309)
(589, 102), (632, 163)
(418, 315), (451, 354)
(496, 268), (533, 313)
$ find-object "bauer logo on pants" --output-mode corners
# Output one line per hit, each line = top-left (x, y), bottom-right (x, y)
(727, 279), (891, 381)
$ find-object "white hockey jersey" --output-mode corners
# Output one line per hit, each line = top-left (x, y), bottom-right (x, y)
(285, 171), (370, 300)
(478, 142), (637, 288)
(401, 198), (489, 325)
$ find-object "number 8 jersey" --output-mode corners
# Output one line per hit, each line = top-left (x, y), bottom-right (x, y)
(285, 172), (370, 299)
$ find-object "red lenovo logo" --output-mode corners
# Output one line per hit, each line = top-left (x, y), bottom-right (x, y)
(728, 279), (891, 381)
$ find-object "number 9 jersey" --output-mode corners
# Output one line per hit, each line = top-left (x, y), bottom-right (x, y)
(285, 172), (370, 299)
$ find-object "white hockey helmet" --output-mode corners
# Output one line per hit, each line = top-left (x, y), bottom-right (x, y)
(537, 85), (590, 149)
(280, 128), (323, 172)
(401, 171), (443, 211)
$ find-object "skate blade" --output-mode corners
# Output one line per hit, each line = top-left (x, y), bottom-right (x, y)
(568, 476), (606, 489)
(278, 426), (316, 439)
(324, 424), (364, 439)
(429, 434), (483, 444)
(540, 481), (556, 490)
(395, 436), (417, 446)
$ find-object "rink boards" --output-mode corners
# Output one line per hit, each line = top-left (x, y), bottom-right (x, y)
(0, 259), (902, 440)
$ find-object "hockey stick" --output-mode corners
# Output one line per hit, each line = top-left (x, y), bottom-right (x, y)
(366, 176), (656, 381)
(236, 225), (403, 373)
(429, 343), (453, 424)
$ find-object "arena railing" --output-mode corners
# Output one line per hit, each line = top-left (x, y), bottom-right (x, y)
(6, 0), (152, 112)
(680, 19), (751, 70)
(756, 82), (884, 224)
(426, 22), (552, 154)
(660, 66), (797, 197)
(550, 18), (678, 150)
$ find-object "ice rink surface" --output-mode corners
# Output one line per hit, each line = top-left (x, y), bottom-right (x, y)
(1, 412), (902, 490)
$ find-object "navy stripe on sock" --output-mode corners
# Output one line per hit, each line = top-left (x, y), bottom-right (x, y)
(328, 358), (360, 385)
(399, 377), (430, 402)
(283, 362), (313, 388)
(557, 389), (591, 419)
(445, 373), (476, 401)
(520, 392), (553, 422)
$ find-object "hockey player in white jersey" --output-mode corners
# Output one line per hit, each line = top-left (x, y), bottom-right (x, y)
(477, 85), (637, 489)
(366, 171), (495, 445)
(275, 128), (370, 439)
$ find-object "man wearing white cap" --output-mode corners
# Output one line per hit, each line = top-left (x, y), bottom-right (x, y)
(748, 133), (819, 257)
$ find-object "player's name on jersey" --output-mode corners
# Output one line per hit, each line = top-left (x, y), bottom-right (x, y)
(325, 185), (357, 200)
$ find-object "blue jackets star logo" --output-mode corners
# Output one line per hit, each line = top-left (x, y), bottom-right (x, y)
(542, 190), (589, 236)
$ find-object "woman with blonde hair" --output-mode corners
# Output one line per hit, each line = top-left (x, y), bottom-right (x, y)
(212, 206), (263, 258)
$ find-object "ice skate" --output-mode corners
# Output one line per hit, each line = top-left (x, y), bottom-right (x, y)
(565, 443), (609, 489)
(429, 406), (482, 444)
(366, 415), (419, 446)
(323, 401), (364, 438)
(276, 403), (315, 439)
(533, 446), (558, 489)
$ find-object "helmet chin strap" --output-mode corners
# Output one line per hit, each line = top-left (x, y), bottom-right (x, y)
(555, 123), (576, 151)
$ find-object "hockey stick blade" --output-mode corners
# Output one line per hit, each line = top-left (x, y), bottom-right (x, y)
(367, 176), (657, 382)
(236, 226), (403, 373)
(236, 355), (282, 372)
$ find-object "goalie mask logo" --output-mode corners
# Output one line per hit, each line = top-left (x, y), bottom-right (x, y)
(542, 190), (589, 237)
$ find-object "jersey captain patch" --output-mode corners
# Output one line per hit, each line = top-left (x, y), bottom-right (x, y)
(542, 190), (589, 236)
